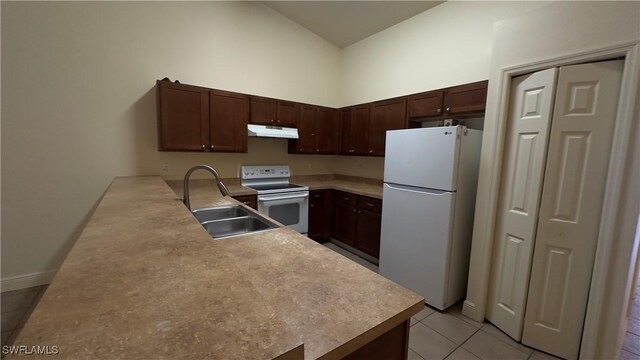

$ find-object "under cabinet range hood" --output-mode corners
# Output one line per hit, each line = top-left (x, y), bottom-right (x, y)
(247, 124), (299, 139)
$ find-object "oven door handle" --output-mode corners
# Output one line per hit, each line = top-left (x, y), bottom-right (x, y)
(258, 193), (309, 202)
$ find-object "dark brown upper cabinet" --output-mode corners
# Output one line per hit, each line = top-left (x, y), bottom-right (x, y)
(294, 104), (317, 154)
(407, 80), (488, 120)
(368, 97), (407, 156)
(340, 104), (369, 156)
(209, 90), (249, 153)
(443, 80), (488, 115)
(407, 90), (444, 118)
(156, 80), (248, 153)
(157, 81), (210, 151)
(289, 105), (339, 155)
(250, 96), (277, 125)
(315, 107), (339, 154)
(276, 100), (299, 127)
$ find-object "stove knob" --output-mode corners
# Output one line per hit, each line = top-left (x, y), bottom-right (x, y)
(250, 171), (255, 175)
(280, 170), (284, 174)
(285, 170), (289, 174)
(244, 171), (248, 176)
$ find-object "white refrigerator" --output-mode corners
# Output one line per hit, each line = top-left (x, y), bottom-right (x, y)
(379, 126), (482, 310)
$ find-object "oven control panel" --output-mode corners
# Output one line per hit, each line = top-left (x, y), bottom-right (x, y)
(241, 165), (290, 180)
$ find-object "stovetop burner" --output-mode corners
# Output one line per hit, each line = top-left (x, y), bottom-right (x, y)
(246, 183), (306, 191)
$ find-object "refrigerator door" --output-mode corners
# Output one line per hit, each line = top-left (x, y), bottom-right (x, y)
(379, 182), (455, 310)
(384, 127), (461, 191)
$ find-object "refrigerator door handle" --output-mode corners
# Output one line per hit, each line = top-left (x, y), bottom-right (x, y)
(384, 183), (451, 195)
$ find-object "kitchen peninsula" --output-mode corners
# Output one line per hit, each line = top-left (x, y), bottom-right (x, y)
(9, 177), (423, 359)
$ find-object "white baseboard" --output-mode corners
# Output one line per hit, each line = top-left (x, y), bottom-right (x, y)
(1, 271), (55, 292)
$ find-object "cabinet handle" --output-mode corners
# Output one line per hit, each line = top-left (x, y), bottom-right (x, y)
(446, 107), (450, 112)
(271, 119), (275, 123)
(342, 197), (349, 201)
(210, 145), (215, 149)
(310, 204), (315, 208)
(349, 149), (355, 153)
(353, 209), (356, 213)
(369, 150), (373, 154)
(316, 149), (319, 152)
(366, 203), (376, 207)
(437, 108), (442, 113)
(201, 145), (206, 150)
(299, 148), (302, 152)
(277, 120), (281, 123)
(358, 210), (362, 214)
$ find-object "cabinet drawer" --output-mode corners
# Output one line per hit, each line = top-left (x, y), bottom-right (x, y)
(334, 191), (358, 206)
(358, 196), (382, 213)
(232, 195), (257, 210)
(310, 190), (325, 201)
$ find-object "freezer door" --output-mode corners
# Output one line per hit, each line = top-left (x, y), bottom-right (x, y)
(384, 127), (461, 191)
(379, 183), (455, 310)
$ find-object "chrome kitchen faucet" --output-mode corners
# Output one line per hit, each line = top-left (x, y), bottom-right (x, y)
(183, 165), (230, 210)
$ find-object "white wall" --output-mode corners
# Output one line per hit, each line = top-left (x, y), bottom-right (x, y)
(0, 1), (591, 288)
(1, 1), (341, 289)
(339, 1), (548, 106)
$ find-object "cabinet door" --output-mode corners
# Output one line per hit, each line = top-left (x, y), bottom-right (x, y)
(250, 96), (277, 125)
(443, 81), (488, 115)
(339, 108), (353, 155)
(368, 98), (407, 156)
(308, 190), (325, 240)
(356, 209), (381, 258)
(316, 107), (339, 154)
(407, 90), (444, 118)
(157, 82), (209, 151)
(210, 90), (248, 153)
(276, 100), (299, 127)
(351, 104), (370, 155)
(333, 202), (357, 247)
(296, 104), (317, 154)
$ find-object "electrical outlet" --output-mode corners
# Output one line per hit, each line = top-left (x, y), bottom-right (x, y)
(161, 164), (169, 173)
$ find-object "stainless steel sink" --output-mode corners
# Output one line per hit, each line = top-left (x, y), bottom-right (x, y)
(201, 216), (278, 239)
(192, 205), (251, 223)
(191, 205), (279, 240)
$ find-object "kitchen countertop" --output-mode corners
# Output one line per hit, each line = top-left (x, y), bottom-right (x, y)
(12, 176), (422, 359)
(166, 174), (383, 204)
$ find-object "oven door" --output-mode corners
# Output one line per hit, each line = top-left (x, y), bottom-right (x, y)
(257, 191), (309, 233)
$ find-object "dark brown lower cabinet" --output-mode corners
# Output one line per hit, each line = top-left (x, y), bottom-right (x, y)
(331, 191), (382, 258)
(333, 202), (358, 247)
(343, 321), (410, 360)
(356, 209), (381, 258)
(308, 190), (331, 242)
(232, 195), (257, 210)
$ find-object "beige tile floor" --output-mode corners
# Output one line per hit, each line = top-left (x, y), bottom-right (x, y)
(323, 241), (563, 360)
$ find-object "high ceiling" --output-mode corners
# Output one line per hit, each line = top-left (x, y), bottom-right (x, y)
(263, 1), (444, 48)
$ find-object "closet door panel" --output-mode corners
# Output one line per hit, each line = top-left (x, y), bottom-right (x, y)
(486, 67), (558, 340)
(522, 60), (624, 360)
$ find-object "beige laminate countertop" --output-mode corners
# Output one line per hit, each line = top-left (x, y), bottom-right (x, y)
(167, 175), (384, 204)
(12, 176), (422, 360)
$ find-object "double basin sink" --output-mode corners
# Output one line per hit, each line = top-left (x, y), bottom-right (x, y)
(192, 205), (279, 240)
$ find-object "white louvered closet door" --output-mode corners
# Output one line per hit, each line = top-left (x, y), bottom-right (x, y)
(522, 60), (623, 360)
(486, 68), (558, 340)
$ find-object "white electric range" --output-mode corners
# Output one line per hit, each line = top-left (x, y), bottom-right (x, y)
(241, 165), (309, 234)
